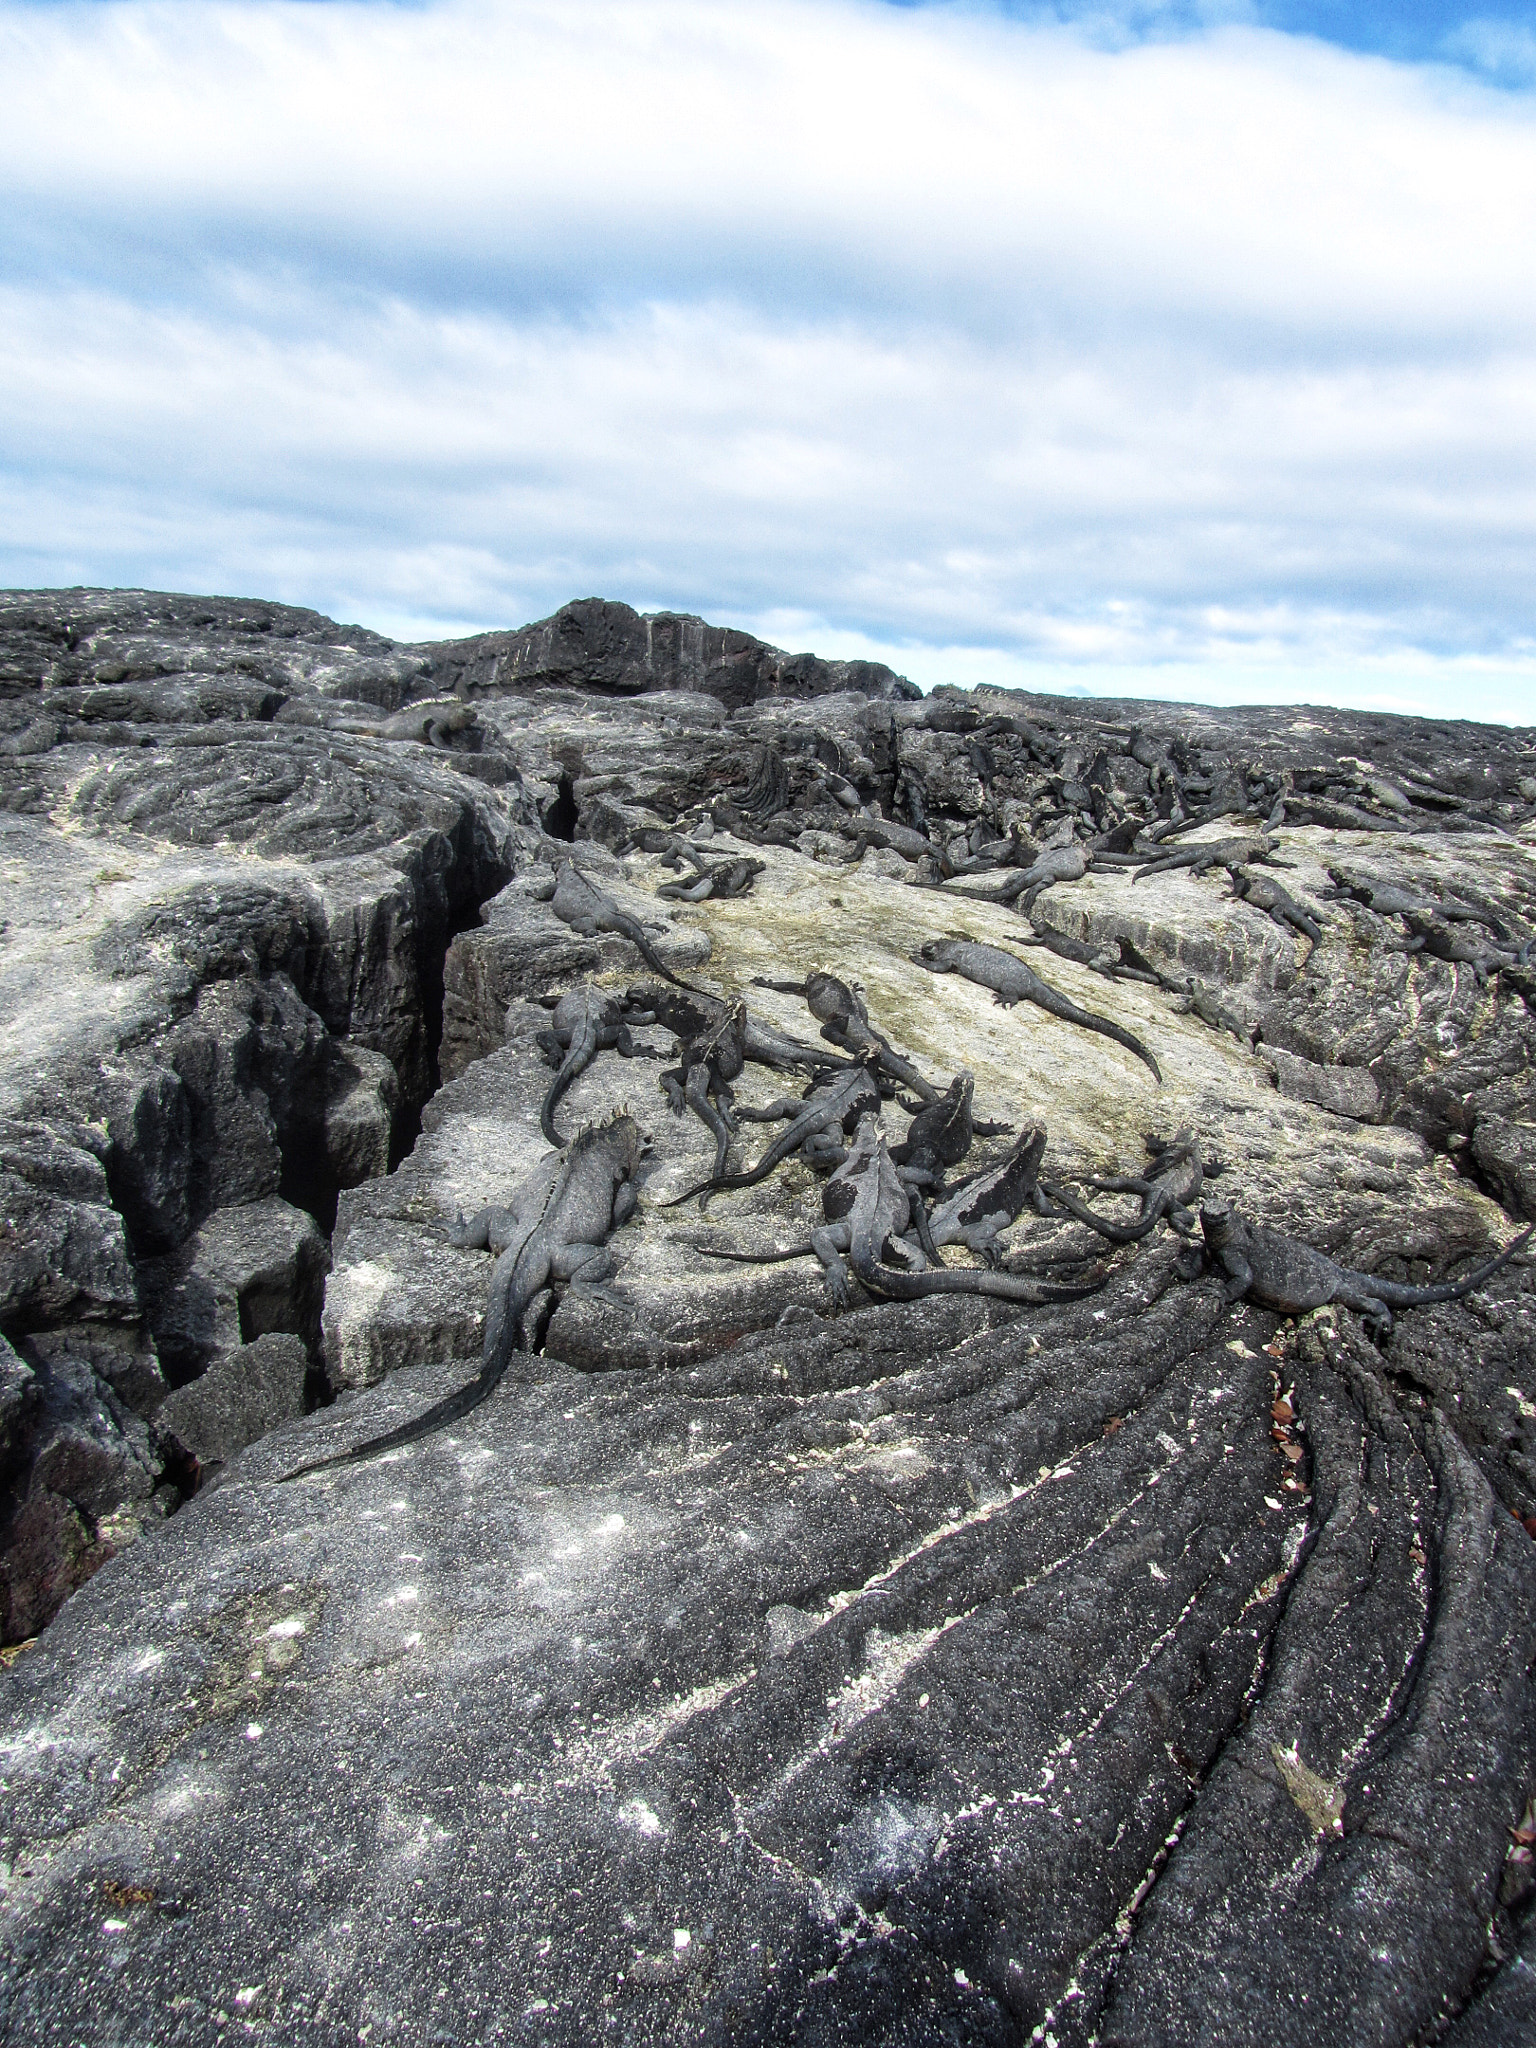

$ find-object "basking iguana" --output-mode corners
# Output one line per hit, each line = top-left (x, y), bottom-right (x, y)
(534, 984), (653, 1146)
(754, 970), (940, 1102)
(1198, 1201), (1532, 1335)
(1000, 839), (1090, 910)
(1020, 914), (1166, 987)
(1043, 1130), (1217, 1245)
(890, 1071), (1012, 1186)
(280, 1115), (649, 1478)
(915, 937), (1162, 1083)
(657, 855), (765, 902)
(1322, 868), (1515, 943)
(1125, 831), (1282, 885)
(534, 860), (702, 991)
(920, 1125), (1050, 1263)
(631, 982), (850, 1180)
(847, 815), (950, 872)
(1227, 867), (1324, 945)
(632, 982), (848, 1079)
(1396, 911), (1529, 985)
(660, 997), (749, 1182)
(663, 1064), (883, 1207)
(1162, 972), (1255, 1049)
(696, 1116), (1066, 1304)
(694, 1112), (920, 1308)
(846, 1128), (1104, 1307)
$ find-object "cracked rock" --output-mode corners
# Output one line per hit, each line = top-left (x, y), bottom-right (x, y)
(0, 586), (1533, 2045)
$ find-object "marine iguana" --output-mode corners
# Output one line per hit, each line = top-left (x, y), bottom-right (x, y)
(1118, 832), (1282, 885)
(281, 1115), (649, 1478)
(659, 997), (749, 1181)
(1198, 1201), (1533, 1335)
(846, 1128), (1105, 1307)
(630, 982), (849, 1079)
(1042, 1130), (1217, 1244)
(663, 1064), (883, 1206)
(1321, 868), (1514, 941)
(1227, 867), (1324, 945)
(1395, 911), (1530, 985)
(657, 854), (766, 902)
(1020, 914), (1165, 987)
(997, 840), (1090, 910)
(534, 984), (653, 1147)
(754, 970), (940, 1102)
(1163, 973), (1255, 1049)
(534, 860), (702, 991)
(910, 1125), (1050, 1263)
(697, 1118), (1066, 1300)
(846, 814), (950, 871)
(694, 1112), (920, 1307)
(638, 981), (856, 1180)
(889, 1071), (1012, 1185)
(915, 937), (1162, 1082)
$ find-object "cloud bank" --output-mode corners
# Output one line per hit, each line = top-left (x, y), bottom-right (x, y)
(1, 0), (1533, 717)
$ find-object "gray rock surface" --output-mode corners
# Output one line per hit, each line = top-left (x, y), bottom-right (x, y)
(1264, 1044), (1381, 1121)
(0, 586), (1534, 2043)
(138, 1196), (329, 1386)
(155, 1332), (308, 1472)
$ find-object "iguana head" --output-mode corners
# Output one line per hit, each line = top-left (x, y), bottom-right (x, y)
(805, 970), (863, 1022)
(604, 1111), (652, 1171)
(914, 938), (964, 971)
(1199, 1201), (1237, 1250)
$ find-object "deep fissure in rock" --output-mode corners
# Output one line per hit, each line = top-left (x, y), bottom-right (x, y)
(392, 888), (498, 1167)
(541, 770), (579, 840)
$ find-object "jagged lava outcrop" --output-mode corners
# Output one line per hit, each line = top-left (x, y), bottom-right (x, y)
(1, 590), (1535, 2046)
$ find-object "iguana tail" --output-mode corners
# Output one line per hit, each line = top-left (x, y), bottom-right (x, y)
(1130, 853), (1194, 882)
(277, 1352), (515, 1481)
(693, 1242), (815, 1264)
(540, 1031), (598, 1147)
(1028, 986), (1162, 1083)
(1041, 1180), (1162, 1245)
(662, 1107), (851, 1207)
(616, 914), (704, 995)
(849, 1253), (1104, 1305)
(280, 1244), (533, 1479)
(660, 1153), (789, 1208)
(1368, 1225), (1532, 1308)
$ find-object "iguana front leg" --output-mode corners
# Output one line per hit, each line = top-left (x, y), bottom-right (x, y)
(735, 1096), (802, 1123)
(450, 1205), (517, 1253)
(809, 1222), (853, 1308)
(1218, 1249), (1254, 1303)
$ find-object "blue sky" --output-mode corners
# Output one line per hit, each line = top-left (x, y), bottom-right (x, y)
(1, 0), (1534, 718)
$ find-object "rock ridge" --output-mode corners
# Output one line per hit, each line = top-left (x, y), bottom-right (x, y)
(0, 585), (1533, 2045)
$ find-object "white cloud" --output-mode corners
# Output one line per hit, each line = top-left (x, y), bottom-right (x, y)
(0, 0), (1533, 718)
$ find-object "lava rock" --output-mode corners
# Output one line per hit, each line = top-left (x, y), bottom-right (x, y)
(0, 585), (1534, 2045)
(156, 1332), (308, 1473)
(1264, 1045), (1382, 1121)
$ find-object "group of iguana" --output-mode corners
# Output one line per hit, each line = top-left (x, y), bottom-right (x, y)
(280, 850), (1531, 1481)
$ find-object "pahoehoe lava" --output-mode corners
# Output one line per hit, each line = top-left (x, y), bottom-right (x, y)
(1, 588), (1535, 2046)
